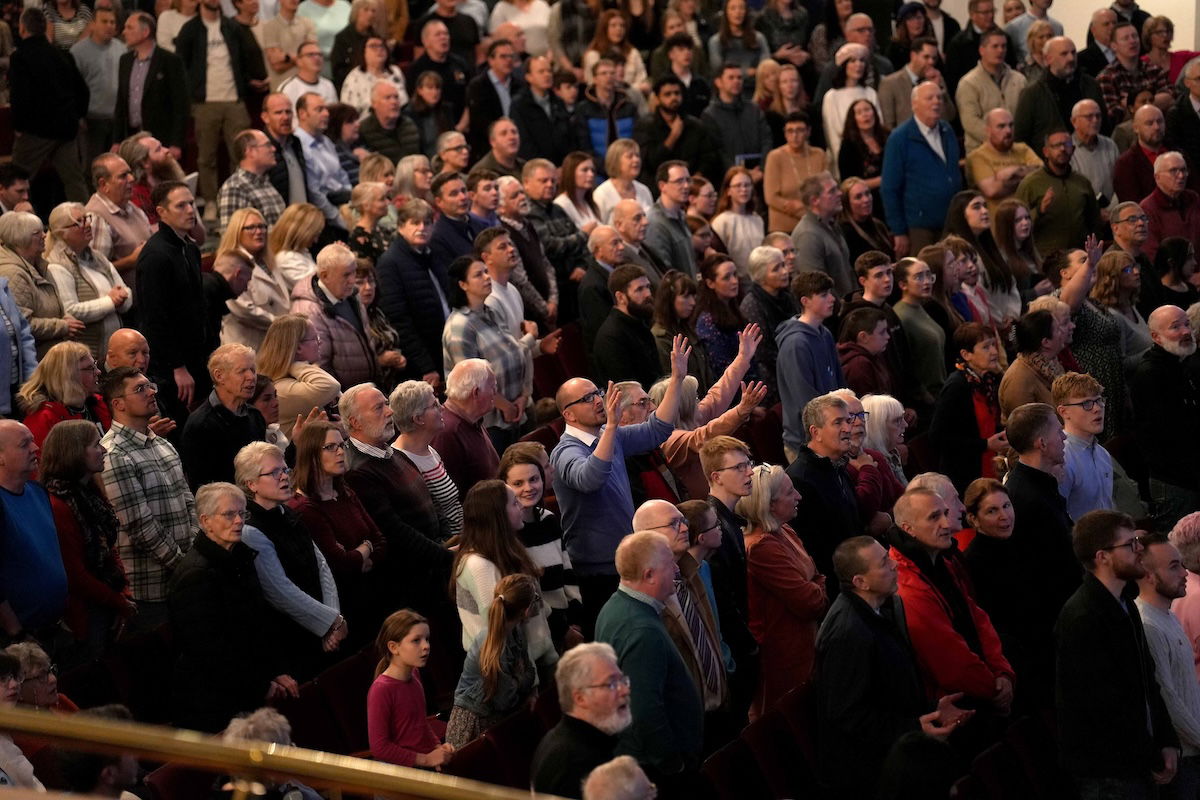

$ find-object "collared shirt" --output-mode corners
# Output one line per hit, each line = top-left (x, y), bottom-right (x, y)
(442, 304), (529, 430)
(903, 65), (921, 86)
(1071, 133), (1119, 200)
(488, 68), (513, 116)
(86, 192), (153, 264)
(563, 423), (598, 446)
(216, 167), (288, 228)
(915, 117), (946, 162)
(347, 433), (393, 460)
(128, 46), (154, 127)
(1060, 431), (1115, 520)
(296, 127), (351, 196)
(618, 582), (666, 614)
(101, 421), (199, 603)
(1098, 58), (1170, 124)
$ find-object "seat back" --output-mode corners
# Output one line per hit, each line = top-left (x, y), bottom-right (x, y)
(145, 763), (217, 800)
(315, 646), (379, 754)
(441, 733), (506, 786)
(701, 737), (772, 800)
(483, 707), (548, 789)
(740, 708), (819, 799)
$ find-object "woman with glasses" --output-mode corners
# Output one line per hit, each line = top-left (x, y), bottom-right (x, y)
(1140, 15), (1193, 82)
(0, 210), (83, 358)
(0, 652), (43, 789)
(257, 314), (341, 441)
(1090, 249), (1152, 371)
(169, 482), (300, 732)
(434, 131), (472, 176)
(764, 111), (825, 233)
(340, 34), (409, 118)
(862, 393), (909, 486)
(737, 463), (826, 720)
(43, 203), (130, 365)
(18, 341), (110, 448)
(931, 323), (1007, 493)
(290, 419), (389, 642)
(390, 380), (463, 538)
(395, 154), (435, 208)
(219, 207), (291, 350)
(236, 442), (345, 681)
(711, 166), (764, 276)
(42, 420), (133, 662)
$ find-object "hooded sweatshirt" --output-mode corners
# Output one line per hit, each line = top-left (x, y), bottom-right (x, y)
(776, 317), (845, 451)
(701, 95), (772, 169)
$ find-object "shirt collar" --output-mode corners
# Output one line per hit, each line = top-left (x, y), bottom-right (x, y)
(136, 44), (155, 62)
(317, 279), (341, 305)
(110, 420), (155, 445)
(1065, 431), (1097, 451)
(915, 117), (940, 139)
(91, 192), (125, 216)
(564, 423), (599, 446)
(618, 583), (665, 613)
(488, 68), (510, 89)
(348, 434), (393, 459)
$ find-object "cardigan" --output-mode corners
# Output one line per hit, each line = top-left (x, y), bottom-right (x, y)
(881, 115), (963, 235)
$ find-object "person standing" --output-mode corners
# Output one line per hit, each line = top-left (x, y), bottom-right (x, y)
(69, 6), (123, 166)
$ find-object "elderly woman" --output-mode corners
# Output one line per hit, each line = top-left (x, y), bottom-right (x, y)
(737, 463), (826, 720)
(18, 341), (110, 448)
(4, 641), (74, 712)
(0, 268), (35, 419)
(236, 443), (345, 681)
(862, 393), (909, 487)
(738, 246), (797, 401)
(434, 130), (472, 176)
(0, 211), (83, 358)
(219, 208), (291, 350)
(257, 314), (341, 441)
(167, 482), (299, 732)
(43, 204), (131, 364)
(931, 323), (1007, 493)
(289, 243), (378, 390)
(343, 182), (392, 263)
(0, 653), (43, 789)
(390, 380), (463, 537)
(592, 139), (653, 223)
(269, 204), (326, 292)
(42, 420), (133, 660)
(1090, 249), (1152, 371)
(395, 154), (435, 207)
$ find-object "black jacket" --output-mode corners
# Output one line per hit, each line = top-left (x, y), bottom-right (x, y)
(174, 14), (264, 102)
(137, 224), (208, 383)
(465, 70), (526, 155)
(114, 45), (189, 148)
(633, 110), (724, 188)
(1077, 41), (1113, 78)
(1130, 344), (1200, 491)
(814, 590), (927, 795)
(375, 234), (449, 377)
(1014, 71), (1108, 152)
(429, 213), (485, 270)
(526, 198), (593, 323)
(264, 131), (310, 205)
(531, 715), (617, 800)
(511, 88), (575, 165)
(785, 446), (861, 597)
(329, 25), (368, 91)
(1056, 573), (1179, 780)
(10, 34), (88, 139)
(1165, 92), (1200, 194)
(929, 370), (999, 494)
(592, 308), (662, 389)
(577, 262), (613, 355)
(180, 395), (268, 490)
(359, 112), (422, 162)
(168, 533), (282, 732)
(201, 271), (236, 360)
(707, 495), (757, 665)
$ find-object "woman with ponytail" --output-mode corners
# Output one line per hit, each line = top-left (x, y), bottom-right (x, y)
(445, 573), (541, 748)
(366, 609), (455, 768)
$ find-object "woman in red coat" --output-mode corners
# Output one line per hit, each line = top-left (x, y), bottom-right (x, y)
(41, 420), (134, 660)
(738, 463), (827, 721)
(18, 342), (110, 449)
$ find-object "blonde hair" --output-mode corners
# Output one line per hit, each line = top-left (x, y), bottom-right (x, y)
(735, 463), (793, 533)
(256, 313), (311, 381)
(218, 208), (276, 273)
(604, 139), (641, 182)
(268, 203), (324, 254)
(360, 153), (396, 185)
(17, 341), (92, 412)
(43, 202), (87, 260)
(339, 181), (389, 229)
(752, 58), (781, 107)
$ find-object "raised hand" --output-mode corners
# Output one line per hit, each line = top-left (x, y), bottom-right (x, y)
(737, 324), (763, 361)
(736, 381), (768, 415)
(1084, 233), (1103, 266)
(669, 334), (692, 378)
(603, 380), (625, 422)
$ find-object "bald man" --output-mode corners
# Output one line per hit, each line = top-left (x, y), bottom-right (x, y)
(1131, 306), (1200, 528)
(579, 225), (627, 351)
(965, 107), (1042, 211)
(610, 200), (665, 288)
(1114, 104), (1166, 203)
(1013, 37), (1107, 152)
(1142, 151), (1200, 261)
(1166, 58), (1200, 194)
(104, 328), (180, 438)
(0, 420), (67, 639)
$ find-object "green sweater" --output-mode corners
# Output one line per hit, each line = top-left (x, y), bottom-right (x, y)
(894, 299), (947, 398)
(1014, 167), (1100, 256)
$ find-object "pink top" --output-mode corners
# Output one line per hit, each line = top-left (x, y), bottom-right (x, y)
(1172, 570), (1200, 682)
(366, 670), (440, 767)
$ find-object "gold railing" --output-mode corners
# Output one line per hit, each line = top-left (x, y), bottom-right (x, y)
(0, 705), (562, 800)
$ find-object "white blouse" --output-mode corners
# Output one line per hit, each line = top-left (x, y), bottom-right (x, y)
(553, 193), (600, 232)
(592, 179), (653, 224)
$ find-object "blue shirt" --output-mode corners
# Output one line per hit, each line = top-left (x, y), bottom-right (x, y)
(1060, 431), (1115, 521)
(0, 482), (67, 628)
(488, 68), (513, 117)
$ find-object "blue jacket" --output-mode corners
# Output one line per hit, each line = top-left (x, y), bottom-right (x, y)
(775, 317), (845, 452)
(429, 214), (487, 272)
(881, 116), (963, 235)
(572, 87), (638, 165)
(0, 278), (35, 415)
(375, 235), (450, 377)
(550, 415), (674, 575)
(453, 623), (537, 718)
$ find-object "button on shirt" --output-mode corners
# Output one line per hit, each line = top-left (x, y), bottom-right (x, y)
(1060, 431), (1115, 520)
(128, 47), (154, 127)
(296, 128), (351, 197)
(915, 117), (946, 162)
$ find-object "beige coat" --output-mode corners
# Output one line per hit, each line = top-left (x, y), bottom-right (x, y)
(0, 245), (69, 357)
(221, 262), (292, 350)
(274, 361), (341, 439)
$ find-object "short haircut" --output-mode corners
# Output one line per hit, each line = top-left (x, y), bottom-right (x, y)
(911, 35), (937, 53)
(1014, 309), (1055, 354)
(101, 366), (143, 406)
(608, 264), (647, 297)
(979, 27), (1008, 47)
(583, 756), (650, 800)
(316, 241), (355, 276)
(799, 172), (833, 207)
(1052, 371), (1102, 406)
(1073, 509), (1135, 568)
(746, 245), (783, 284)
(232, 129), (261, 163)
(90, 153), (123, 186)
(652, 74), (685, 95)
(389, 380), (436, 434)
(0, 164), (30, 189)
(963, 477), (1007, 518)
(522, 158), (556, 182)
(838, 306), (888, 343)
(58, 704), (134, 792)
(338, 382), (379, 424)
(430, 171), (464, 200)
(893, 487), (940, 529)
(195, 481), (244, 520)
(591, 56), (617, 77)
(783, 110), (811, 127)
(206, 342), (254, 381)
(655, 159), (688, 186)
(556, 642), (618, 712)
(486, 37), (513, 58)
(833, 535), (882, 585)
(130, 10), (155, 35)
(19, 7), (46, 36)
(396, 197), (434, 225)
(953, 322), (995, 356)
(445, 358), (495, 401)
(553, 67), (577, 88)
(150, 179), (188, 211)
(1005, 402), (1058, 454)
(699, 435), (751, 479)
(233, 441), (283, 493)
(802, 392), (848, 434)
(487, 115), (516, 140)
(664, 32), (694, 52)
(465, 168), (499, 193)
(614, 530), (670, 581)
(855, 250), (892, 279)
(1170, 512), (1200, 572)
(473, 225), (510, 258)
(792, 270), (834, 301)
(717, 61), (744, 77)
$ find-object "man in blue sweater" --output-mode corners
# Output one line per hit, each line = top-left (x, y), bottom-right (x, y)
(881, 80), (964, 257)
(551, 334), (692, 636)
(777, 271), (846, 462)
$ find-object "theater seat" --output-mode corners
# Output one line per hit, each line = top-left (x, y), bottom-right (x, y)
(1004, 715), (1069, 800)
(441, 734), (505, 785)
(740, 708), (819, 799)
(482, 707), (547, 789)
(273, 680), (344, 754)
(519, 418), (564, 451)
(315, 646), (379, 754)
(145, 763), (217, 800)
(533, 682), (561, 730)
(775, 684), (819, 766)
(701, 737), (772, 800)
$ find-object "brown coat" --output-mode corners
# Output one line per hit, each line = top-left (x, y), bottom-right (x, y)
(0, 245), (69, 357)
(997, 354), (1055, 424)
(661, 552), (728, 712)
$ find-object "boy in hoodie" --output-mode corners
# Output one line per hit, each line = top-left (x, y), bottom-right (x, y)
(778, 271), (846, 459)
(837, 307), (898, 399)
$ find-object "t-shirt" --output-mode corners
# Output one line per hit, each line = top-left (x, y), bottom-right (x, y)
(203, 17), (239, 102)
(0, 483), (67, 629)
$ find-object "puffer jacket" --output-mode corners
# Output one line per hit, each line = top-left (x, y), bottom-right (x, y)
(290, 275), (377, 390)
(572, 86), (639, 164)
(375, 235), (450, 377)
(0, 246), (70, 357)
(222, 262), (293, 350)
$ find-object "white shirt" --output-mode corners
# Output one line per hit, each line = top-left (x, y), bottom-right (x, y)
(915, 116), (946, 161)
(203, 16), (238, 102)
(279, 73), (338, 109)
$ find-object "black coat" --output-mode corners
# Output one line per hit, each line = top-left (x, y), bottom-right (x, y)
(359, 112), (422, 162)
(114, 46), (189, 149)
(708, 496), (757, 665)
(785, 446), (861, 597)
(137, 224), (209, 395)
(465, 71), (526, 155)
(1165, 92), (1200, 194)
(531, 715), (618, 800)
(577, 262), (613, 355)
(180, 396), (267, 490)
(1130, 344), (1200, 491)
(167, 533), (282, 732)
(1076, 41), (1112, 79)
(329, 25), (368, 91)
(814, 590), (927, 796)
(375, 235), (450, 377)
(633, 110), (725, 188)
(429, 213), (485, 270)
(10, 35), (88, 140)
(525, 198), (593, 323)
(511, 88), (575, 165)
(1056, 574), (1179, 780)
(929, 370), (997, 494)
(174, 14), (264, 102)
(264, 132), (311, 205)
(592, 308), (662, 389)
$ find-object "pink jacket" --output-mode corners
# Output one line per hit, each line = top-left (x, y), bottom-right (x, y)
(661, 356), (753, 499)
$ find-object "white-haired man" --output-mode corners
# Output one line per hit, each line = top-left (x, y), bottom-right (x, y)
(1142, 151), (1200, 262)
(430, 359), (499, 497)
(179, 343), (265, 490)
(289, 242), (376, 389)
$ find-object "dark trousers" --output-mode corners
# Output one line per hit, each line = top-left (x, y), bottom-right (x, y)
(577, 572), (620, 640)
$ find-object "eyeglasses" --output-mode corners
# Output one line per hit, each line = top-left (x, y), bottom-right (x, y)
(664, 176), (690, 186)
(258, 465), (291, 480)
(629, 397), (653, 408)
(124, 382), (158, 397)
(563, 389), (604, 410)
(1165, 166), (1190, 175)
(1117, 214), (1150, 225)
(910, 271), (937, 283)
(442, 143), (471, 153)
(67, 213), (94, 229)
(848, 411), (870, 422)
(648, 518), (686, 532)
(714, 460), (753, 474)
(214, 510), (251, 521)
(584, 674), (631, 692)
(1101, 535), (1145, 553)
(243, 223), (268, 232)
(1060, 396), (1106, 411)
(321, 441), (347, 453)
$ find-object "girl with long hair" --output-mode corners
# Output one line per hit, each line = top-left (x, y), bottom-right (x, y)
(583, 11), (650, 96)
(367, 609), (454, 768)
(707, 0), (770, 96)
(710, 166), (764, 275)
(822, 43), (879, 172)
(992, 198), (1049, 303)
(653, 269), (713, 389)
(807, 0), (852, 72)
(837, 98), (887, 196)
(944, 191), (1019, 327)
(553, 151), (601, 233)
(219, 207), (290, 350)
(764, 63), (809, 146)
(838, 177), (894, 262)
(250, 375), (289, 452)
(695, 253), (755, 379)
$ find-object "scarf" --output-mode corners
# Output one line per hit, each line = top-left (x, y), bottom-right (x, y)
(1024, 350), (1065, 384)
(44, 477), (125, 592)
(958, 362), (1001, 406)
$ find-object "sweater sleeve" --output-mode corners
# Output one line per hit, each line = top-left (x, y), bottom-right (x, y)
(48, 262), (117, 322)
(241, 526), (339, 637)
(296, 499), (365, 577)
(1141, 614), (1200, 750)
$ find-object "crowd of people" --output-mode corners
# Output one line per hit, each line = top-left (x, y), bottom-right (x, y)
(4, 0), (1200, 796)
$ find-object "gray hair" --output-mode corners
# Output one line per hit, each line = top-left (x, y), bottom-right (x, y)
(195, 482), (245, 520)
(588, 225), (619, 255)
(445, 358), (495, 401)
(1071, 98), (1100, 118)
(316, 241), (355, 275)
(389, 380), (435, 434)
(735, 463), (792, 534)
(435, 130), (465, 154)
(395, 154), (431, 197)
(649, 375), (699, 428)
(496, 175), (521, 194)
(556, 642), (618, 712)
(802, 392), (848, 434)
(862, 394), (903, 453)
(338, 382), (380, 426)
(763, 231), (791, 249)
(233, 441), (284, 495)
(747, 246), (784, 285)
(223, 707), (294, 745)
(583, 756), (653, 800)
(0, 211), (43, 252)
(1110, 200), (1143, 223)
(1154, 151), (1186, 175)
(1187, 301), (1200, 336)
(4, 641), (49, 677)
(908, 471), (955, 501)
(206, 343), (255, 381)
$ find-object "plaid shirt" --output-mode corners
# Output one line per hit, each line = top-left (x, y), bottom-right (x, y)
(216, 168), (287, 230)
(442, 305), (529, 430)
(101, 421), (199, 603)
(1097, 59), (1169, 125)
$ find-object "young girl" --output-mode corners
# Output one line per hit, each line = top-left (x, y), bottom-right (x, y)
(446, 574), (541, 747)
(499, 443), (582, 650)
(366, 610), (454, 769)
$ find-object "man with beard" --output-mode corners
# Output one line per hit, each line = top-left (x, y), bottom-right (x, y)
(216, 129), (286, 230)
(1015, 129), (1100, 255)
(1057, 511), (1179, 795)
(1014, 37), (1107, 152)
(965, 108), (1042, 213)
(777, 271), (845, 459)
(1137, 535), (1200, 796)
(118, 133), (187, 226)
(634, 75), (723, 189)
(1131, 306), (1200, 530)
(532, 642), (633, 799)
(179, 343), (266, 490)
(592, 266), (660, 390)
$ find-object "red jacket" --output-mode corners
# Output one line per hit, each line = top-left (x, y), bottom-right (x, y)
(50, 494), (131, 640)
(23, 395), (112, 448)
(1141, 186), (1200, 262)
(890, 544), (1014, 703)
